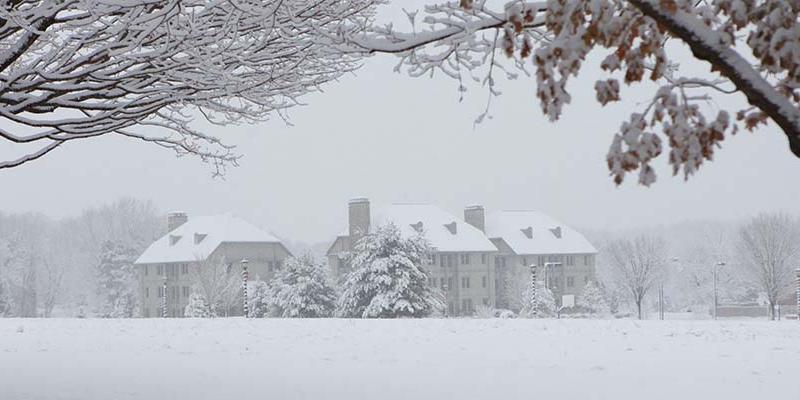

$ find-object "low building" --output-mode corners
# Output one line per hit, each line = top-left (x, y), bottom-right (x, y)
(327, 199), (498, 316)
(482, 210), (598, 310)
(134, 212), (291, 317)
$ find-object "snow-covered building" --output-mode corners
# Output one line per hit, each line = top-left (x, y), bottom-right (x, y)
(481, 209), (598, 310)
(134, 212), (292, 318)
(326, 199), (599, 315)
(327, 199), (499, 316)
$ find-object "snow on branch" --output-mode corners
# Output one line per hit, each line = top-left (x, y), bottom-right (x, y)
(0, 0), (379, 172)
(349, 0), (800, 186)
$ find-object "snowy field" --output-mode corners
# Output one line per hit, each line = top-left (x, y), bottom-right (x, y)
(1, 319), (798, 400)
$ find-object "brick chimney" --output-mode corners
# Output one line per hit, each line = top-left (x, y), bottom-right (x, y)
(167, 212), (188, 232)
(464, 205), (485, 232)
(348, 198), (371, 245)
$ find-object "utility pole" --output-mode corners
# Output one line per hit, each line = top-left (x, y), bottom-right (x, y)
(241, 259), (249, 318)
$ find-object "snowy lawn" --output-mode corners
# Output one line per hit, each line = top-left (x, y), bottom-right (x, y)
(1, 318), (798, 400)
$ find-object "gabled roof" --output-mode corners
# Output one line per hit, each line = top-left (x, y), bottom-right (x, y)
(485, 210), (597, 255)
(135, 214), (282, 264)
(371, 203), (497, 252)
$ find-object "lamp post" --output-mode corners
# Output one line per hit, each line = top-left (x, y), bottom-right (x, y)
(795, 268), (799, 322)
(241, 258), (249, 318)
(712, 261), (726, 320)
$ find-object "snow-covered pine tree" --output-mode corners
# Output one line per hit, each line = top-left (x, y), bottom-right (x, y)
(0, 276), (13, 317)
(579, 281), (610, 317)
(521, 281), (556, 318)
(338, 223), (444, 318)
(184, 291), (212, 318)
(266, 254), (337, 318)
(247, 280), (271, 318)
(95, 240), (140, 318)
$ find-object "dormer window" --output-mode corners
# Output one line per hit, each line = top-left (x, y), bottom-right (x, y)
(444, 221), (457, 235)
(521, 227), (533, 239)
(169, 235), (182, 246)
(549, 226), (562, 239)
(194, 233), (207, 244)
(410, 221), (424, 233)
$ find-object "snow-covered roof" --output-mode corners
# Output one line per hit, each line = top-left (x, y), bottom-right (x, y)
(135, 214), (282, 264)
(371, 203), (497, 253)
(485, 210), (597, 255)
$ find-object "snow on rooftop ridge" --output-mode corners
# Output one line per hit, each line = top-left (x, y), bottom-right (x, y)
(136, 214), (282, 264)
(370, 203), (496, 252)
(485, 210), (597, 255)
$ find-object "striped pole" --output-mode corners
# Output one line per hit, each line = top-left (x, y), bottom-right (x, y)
(242, 259), (249, 318)
(795, 268), (799, 321)
(530, 264), (537, 318)
(161, 275), (167, 318)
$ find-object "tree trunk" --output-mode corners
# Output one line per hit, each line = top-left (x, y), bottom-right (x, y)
(636, 299), (643, 320)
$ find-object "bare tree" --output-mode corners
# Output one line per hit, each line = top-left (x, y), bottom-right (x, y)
(606, 235), (666, 319)
(1, 0), (377, 173)
(188, 255), (241, 317)
(736, 213), (800, 320)
(343, 1), (800, 185)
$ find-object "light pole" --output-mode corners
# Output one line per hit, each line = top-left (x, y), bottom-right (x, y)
(712, 261), (726, 320)
(241, 258), (249, 318)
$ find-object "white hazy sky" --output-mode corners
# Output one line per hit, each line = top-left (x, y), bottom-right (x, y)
(1, 1), (798, 244)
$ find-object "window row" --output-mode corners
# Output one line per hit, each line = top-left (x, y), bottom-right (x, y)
(143, 263), (190, 277)
(427, 275), (488, 290)
(433, 253), (489, 267)
(519, 254), (594, 267)
(147, 285), (192, 300)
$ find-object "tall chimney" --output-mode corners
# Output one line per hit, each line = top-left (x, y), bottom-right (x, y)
(464, 205), (485, 232)
(348, 198), (371, 245)
(167, 212), (188, 232)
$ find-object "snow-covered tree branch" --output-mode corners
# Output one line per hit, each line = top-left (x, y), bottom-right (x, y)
(343, 0), (800, 185)
(0, 0), (378, 174)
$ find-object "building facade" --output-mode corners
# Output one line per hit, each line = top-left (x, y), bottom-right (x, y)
(134, 213), (292, 318)
(326, 199), (498, 316)
(326, 199), (599, 316)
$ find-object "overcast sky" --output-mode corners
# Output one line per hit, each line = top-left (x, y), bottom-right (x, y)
(1, 1), (798, 244)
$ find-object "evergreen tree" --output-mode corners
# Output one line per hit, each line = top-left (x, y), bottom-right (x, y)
(521, 281), (556, 318)
(266, 254), (337, 318)
(338, 223), (444, 318)
(248, 280), (271, 318)
(96, 240), (139, 318)
(184, 291), (212, 318)
(579, 281), (610, 317)
(0, 276), (13, 317)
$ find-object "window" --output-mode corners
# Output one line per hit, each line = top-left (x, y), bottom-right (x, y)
(144, 266), (148, 276)
(447, 254), (456, 268)
(448, 277), (454, 290)
(157, 265), (164, 275)
(145, 287), (150, 298)
(495, 256), (506, 268)
(584, 276), (590, 285)
(440, 255), (446, 268)
(460, 254), (470, 265)
(522, 256), (528, 266)
(158, 286), (164, 298)
(170, 286), (178, 300)
(461, 277), (470, 289)
(276, 260), (283, 269)
(440, 279), (446, 290)
(482, 276), (487, 288)
(584, 255), (592, 265)
(566, 256), (575, 266)
(482, 298), (489, 306)
(268, 261), (275, 272)
(181, 264), (189, 275)
(428, 254), (436, 265)
(567, 276), (575, 287)
(461, 298), (473, 314)
(182, 286), (190, 298)
(538, 256), (545, 267)
(481, 253), (487, 264)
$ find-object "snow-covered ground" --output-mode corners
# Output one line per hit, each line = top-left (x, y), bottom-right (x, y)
(1, 318), (798, 400)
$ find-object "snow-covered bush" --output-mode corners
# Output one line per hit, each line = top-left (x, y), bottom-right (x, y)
(474, 304), (495, 319)
(184, 291), (212, 318)
(247, 280), (271, 318)
(338, 223), (444, 318)
(0, 277), (13, 317)
(266, 254), (337, 318)
(579, 281), (611, 317)
(521, 282), (556, 318)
